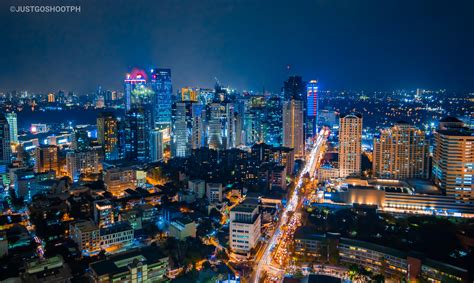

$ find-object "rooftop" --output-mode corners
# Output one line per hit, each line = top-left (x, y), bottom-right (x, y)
(89, 247), (167, 276)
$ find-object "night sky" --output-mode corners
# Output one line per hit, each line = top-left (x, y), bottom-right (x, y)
(0, 0), (473, 93)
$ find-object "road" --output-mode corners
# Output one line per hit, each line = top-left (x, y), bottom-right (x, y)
(253, 128), (329, 282)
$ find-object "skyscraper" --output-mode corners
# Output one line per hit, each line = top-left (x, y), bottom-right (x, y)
(35, 145), (59, 174)
(97, 112), (119, 161)
(283, 75), (306, 101)
(306, 80), (319, 139)
(150, 68), (172, 129)
(72, 126), (90, 151)
(432, 117), (473, 204)
(172, 102), (190, 157)
(338, 113), (362, 178)
(244, 97), (265, 145)
(373, 122), (429, 180)
(264, 96), (282, 147)
(125, 108), (151, 161)
(0, 114), (11, 163)
(208, 103), (223, 150)
(124, 69), (150, 112)
(283, 99), (304, 158)
(5, 112), (18, 143)
(172, 102), (205, 157)
(150, 129), (164, 162)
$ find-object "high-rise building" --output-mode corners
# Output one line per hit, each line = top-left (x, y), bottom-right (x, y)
(172, 102), (190, 157)
(432, 118), (473, 204)
(229, 199), (261, 254)
(208, 103), (223, 150)
(264, 96), (282, 147)
(244, 97), (265, 145)
(97, 112), (119, 161)
(150, 129), (164, 162)
(338, 113), (362, 178)
(35, 145), (59, 174)
(72, 126), (90, 151)
(125, 108), (151, 161)
(66, 149), (102, 182)
(283, 99), (304, 158)
(124, 69), (150, 112)
(181, 87), (198, 102)
(0, 114), (11, 163)
(373, 122), (429, 180)
(172, 102), (205, 157)
(5, 112), (18, 143)
(150, 68), (172, 129)
(306, 80), (319, 139)
(283, 75), (306, 101)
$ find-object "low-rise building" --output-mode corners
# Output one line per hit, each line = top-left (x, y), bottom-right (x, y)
(168, 217), (196, 240)
(293, 229), (469, 282)
(22, 255), (72, 283)
(89, 247), (169, 283)
(69, 220), (134, 256)
(206, 183), (223, 203)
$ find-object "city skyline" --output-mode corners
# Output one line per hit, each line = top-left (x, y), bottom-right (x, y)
(1, 0), (474, 93)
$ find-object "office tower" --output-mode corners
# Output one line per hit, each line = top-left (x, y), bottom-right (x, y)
(150, 129), (164, 162)
(225, 103), (237, 148)
(172, 102), (205, 157)
(191, 104), (205, 150)
(283, 99), (304, 158)
(181, 87), (198, 102)
(432, 117), (474, 204)
(125, 108), (151, 161)
(66, 149), (101, 182)
(264, 96), (282, 147)
(124, 69), (150, 112)
(306, 80), (319, 139)
(72, 127), (89, 151)
(172, 102), (190, 157)
(198, 88), (215, 105)
(208, 103), (223, 150)
(373, 122), (429, 179)
(150, 68), (172, 129)
(244, 97), (265, 145)
(229, 199), (261, 254)
(94, 200), (114, 228)
(5, 112), (18, 143)
(35, 145), (59, 174)
(338, 113), (362, 178)
(97, 112), (119, 161)
(0, 114), (11, 163)
(47, 93), (55, 103)
(283, 75), (306, 101)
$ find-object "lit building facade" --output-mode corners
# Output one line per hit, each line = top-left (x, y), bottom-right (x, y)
(125, 107), (151, 161)
(229, 199), (261, 255)
(89, 247), (169, 283)
(306, 80), (319, 139)
(34, 145), (59, 174)
(97, 112), (119, 161)
(150, 68), (172, 129)
(433, 120), (473, 204)
(373, 122), (429, 180)
(283, 99), (304, 158)
(5, 112), (18, 143)
(94, 200), (115, 228)
(338, 113), (362, 178)
(0, 113), (11, 163)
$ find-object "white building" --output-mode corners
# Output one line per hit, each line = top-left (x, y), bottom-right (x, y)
(229, 199), (261, 254)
